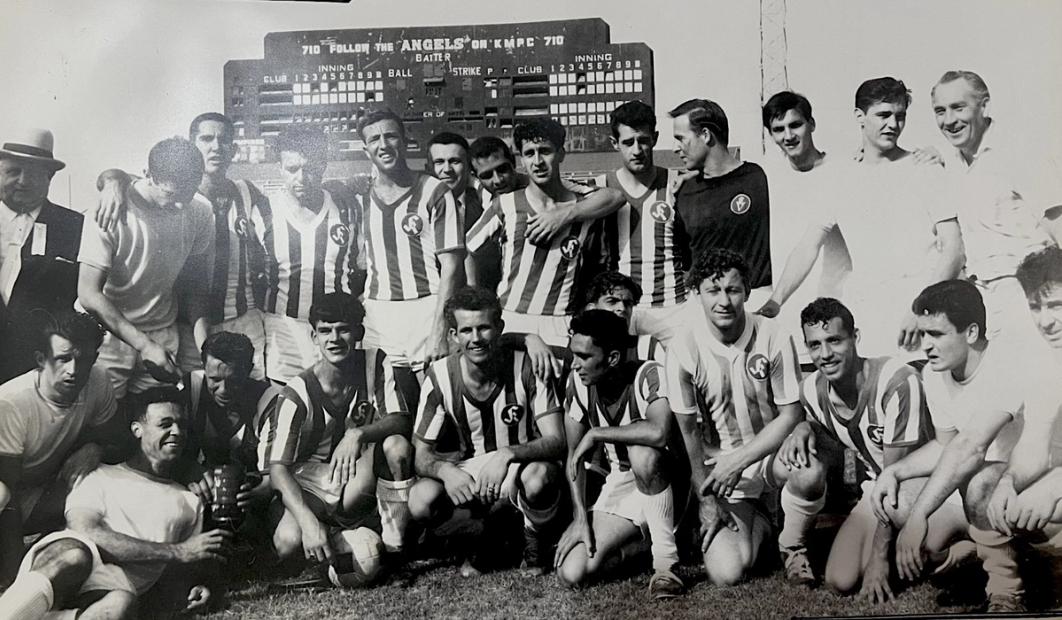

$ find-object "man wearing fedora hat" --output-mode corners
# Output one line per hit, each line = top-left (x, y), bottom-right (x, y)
(0, 129), (84, 383)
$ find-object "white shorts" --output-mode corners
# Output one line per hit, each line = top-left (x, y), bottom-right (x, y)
(630, 303), (688, 347)
(591, 468), (648, 532)
(500, 310), (570, 348)
(289, 447), (375, 510)
(96, 324), (180, 399)
(701, 453), (772, 501)
(363, 296), (438, 370)
(263, 313), (317, 384)
(176, 310), (267, 381)
(20, 530), (138, 595)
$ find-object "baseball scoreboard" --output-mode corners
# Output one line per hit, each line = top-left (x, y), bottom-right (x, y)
(223, 18), (654, 163)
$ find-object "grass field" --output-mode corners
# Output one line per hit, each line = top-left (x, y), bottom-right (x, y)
(202, 559), (973, 620)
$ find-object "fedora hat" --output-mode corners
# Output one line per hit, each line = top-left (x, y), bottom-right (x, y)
(0, 129), (66, 171)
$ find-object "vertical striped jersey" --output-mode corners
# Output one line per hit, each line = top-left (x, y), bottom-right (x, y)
(667, 311), (802, 454)
(254, 188), (359, 320)
(799, 357), (931, 480)
(565, 360), (666, 471)
(205, 179), (269, 323)
(598, 167), (686, 307)
(256, 348), (404, 467)
(466, 188), (598, 316)
(414, 350), (562, 460)
(362, 173), (463, 301)
(183, 369), (280, 471)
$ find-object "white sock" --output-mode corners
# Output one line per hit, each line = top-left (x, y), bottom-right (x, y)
(777, 484), (825, 550)
(639, 485), (679, 572)
(377, 478), (414, 553)
(518, 488), (561, 531)
(0, 570), (54, 620)
(970, 525), (1023, 598)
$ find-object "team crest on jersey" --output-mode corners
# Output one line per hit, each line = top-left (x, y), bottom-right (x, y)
(648, 200), (673, 223)
(500, 404), (525, 426)
(401, 213), (424, 236)
(867, 424), (884, 446)
(746, 353), (770, 381)
(329, 223), (350, 246)
(234, 217), (250, 238)
(559, 236), (581, 260)
(350, 401), (374, 426)
(730, 193), (752, 215)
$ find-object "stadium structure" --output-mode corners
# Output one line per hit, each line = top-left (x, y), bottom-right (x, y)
(224, 18), (654, 168)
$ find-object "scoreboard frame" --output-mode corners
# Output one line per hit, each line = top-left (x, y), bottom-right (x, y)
(224, 18), (654, 163)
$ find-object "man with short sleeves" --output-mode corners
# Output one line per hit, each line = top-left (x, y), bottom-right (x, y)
(762, 78), (965, 358)
(669, 99), (773, 307)
(771, 298), (966, 600)
(0, 388), (225, 620)
(409, 287), (566, 575)
(77, 137), (214, 399)
(872, 280), (1061, 612)
(555, 310), (684, 599)
(666, 249), (803, 585)
(256, 293), (414, 566)
(0, 312), (124, 584)
(357, 109), (463, 408)
(932, 70), (1058, 342)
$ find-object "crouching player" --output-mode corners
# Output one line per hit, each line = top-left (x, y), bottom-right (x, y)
(667, 249), (804, 585)
(0, 389), (226, 619)
(409, 287), (566, 575)
(555, 310), (684, 599)
(256, 293), (414, 572)
(773, 298), (945, 601)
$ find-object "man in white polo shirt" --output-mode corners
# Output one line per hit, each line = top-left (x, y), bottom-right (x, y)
(931, 70), (1060, 343)
(78, 137), (214, 400)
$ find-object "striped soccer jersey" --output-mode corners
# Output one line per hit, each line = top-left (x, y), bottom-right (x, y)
(566, 360), (666, 471)
(206, 179), (270, 323)
(415, 350), (562, 460)
(254, 188), (359, 320)
(599, 167), (686, 307)
(184, 369), (280, 471)
(466, 188), (598, 316)
(362, 173), (463, 301)
(799, 357), (930, 480)
(666, 311), (802, 453)
(256, 348), (404, 467)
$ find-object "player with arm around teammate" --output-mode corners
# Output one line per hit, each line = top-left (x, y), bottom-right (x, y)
(554, 309), (685, 599)
(666, 248), (804, 585)
(772, 298), (939, 602)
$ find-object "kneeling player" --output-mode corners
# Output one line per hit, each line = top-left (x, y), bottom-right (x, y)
(0, 389), (226, 619)
(256, 293), (414, 571)
(667, 249), (804, 585)
(555, 310), (684, 598)
(409, 287), (566, 575)
(773, 298), (946, 601)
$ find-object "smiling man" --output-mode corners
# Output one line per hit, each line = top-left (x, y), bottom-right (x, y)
(931, 71), (1057, 342)
(669, 99), (773, 308)
(666, 249), (803, 585)
(762, 78), (964, 359)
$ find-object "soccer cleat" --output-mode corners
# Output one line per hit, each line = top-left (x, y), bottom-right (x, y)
(780, 545), (815, 587)
(985, 592), (1026, 613)
(459, 558), (483, 578)
(520, 526), (551, 576)
(648, 569), (686, 600)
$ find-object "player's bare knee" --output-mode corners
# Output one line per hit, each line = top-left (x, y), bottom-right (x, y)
(628, 445), (667, 494)
(557, 549), (589, 588)
(100, 590), (138, 620)
(31, 538), (93, 585)
(785, 458), (826, 498)
(824, 561), (859, 594)
(272, 521), (304, 559)
(519, 462), (557, 504)
(380, 434), (413, 479)
(408, 479), (445, 521)
(703, 548), (750, 586)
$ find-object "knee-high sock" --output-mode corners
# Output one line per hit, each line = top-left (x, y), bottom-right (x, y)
(0, 570), (54, 620)
(777, 484), (826, 550)
(639, 485), (679, 572)
(969, 525), (1023, 597)
(377, 478), (414, 553)
(518, 488), (561, 532)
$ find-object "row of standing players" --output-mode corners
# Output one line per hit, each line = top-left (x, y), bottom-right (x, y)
(1, 69), (1062, 616)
